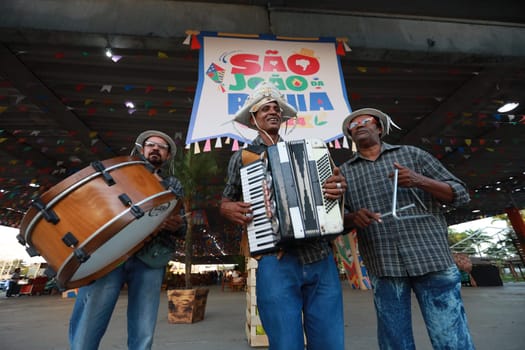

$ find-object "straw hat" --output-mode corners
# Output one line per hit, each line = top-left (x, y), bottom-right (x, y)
(233, 82), (297, 130)
(342, 108), (401, 140)
(131, 130), (177, 159)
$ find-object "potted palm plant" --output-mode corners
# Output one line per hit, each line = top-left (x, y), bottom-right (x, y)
(165, 147), (219, 323)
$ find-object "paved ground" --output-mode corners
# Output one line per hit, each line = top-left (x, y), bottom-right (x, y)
(1, 282), (524, 350)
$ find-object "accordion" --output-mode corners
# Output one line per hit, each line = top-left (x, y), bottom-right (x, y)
(240, 139), (344, 255)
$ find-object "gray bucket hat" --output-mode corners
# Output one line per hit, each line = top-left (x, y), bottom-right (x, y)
(233, 82), (297, 130)
(131, 130), (177, 159)
(342, 108), (401, 140)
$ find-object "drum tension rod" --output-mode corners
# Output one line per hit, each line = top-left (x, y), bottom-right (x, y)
(160, 179), (178, 196)
(44, 267), (56, 279)
(62, 232), (90, 263)
(91, 160), (116, 186)
(62, 232), (79, 247)
(16, 234), (26, 245)
(26, 246), (39, 257)
(32, 198), (60, 224)
(74, 248), (90, 263)
(118, 193), (145, 219)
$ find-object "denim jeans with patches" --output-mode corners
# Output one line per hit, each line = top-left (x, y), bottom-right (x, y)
(370, 266), (475, 350)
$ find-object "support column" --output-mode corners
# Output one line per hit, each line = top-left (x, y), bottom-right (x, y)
(504, 207), (525, 264)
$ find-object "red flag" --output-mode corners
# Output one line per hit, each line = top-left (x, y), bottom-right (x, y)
(336, 41), (345, 56)
(191, 35), (201, 50)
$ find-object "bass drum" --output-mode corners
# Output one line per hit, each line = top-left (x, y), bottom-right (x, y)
(19, 156), (178, 289)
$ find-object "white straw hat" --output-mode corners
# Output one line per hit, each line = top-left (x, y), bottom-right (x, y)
(342, 108), (401, 140)
(233, 82), (297, 130)
(131, 130), (177, 159)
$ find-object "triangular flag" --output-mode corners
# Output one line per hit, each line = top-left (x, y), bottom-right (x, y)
(342, 137), (349, 149)
(334, 139), (341, 149)
(225, 137), (231, 145)
(100, 85), (112, 93)
(183, 33), (192, 45)
(203, 139), (211, 152)
(465, 139), (472, 146)
(158, 51), (168, 59)
(336, 41), (345, 56)
(194, 142), (201, 154)
(14, 95), (26, 105)
(215, 137), (222, 148)
(191, 35), (201, 50)
(111, 55), (123, 63)
(232, 139), (239, 151)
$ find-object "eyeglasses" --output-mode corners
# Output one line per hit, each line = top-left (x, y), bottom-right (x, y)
(347, 117), (376, 130)
(144, 140), (170, 150)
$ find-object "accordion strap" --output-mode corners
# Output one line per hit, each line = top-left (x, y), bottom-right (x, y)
(241, 148), (266, 166)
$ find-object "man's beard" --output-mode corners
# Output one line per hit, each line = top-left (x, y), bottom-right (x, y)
(147, 153), (163, 167)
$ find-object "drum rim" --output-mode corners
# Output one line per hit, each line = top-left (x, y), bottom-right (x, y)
(19, 156), (150, 244)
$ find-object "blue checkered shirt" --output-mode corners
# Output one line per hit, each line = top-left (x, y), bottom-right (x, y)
(339, 142), (470, 277)
(222, 136), (332, 264)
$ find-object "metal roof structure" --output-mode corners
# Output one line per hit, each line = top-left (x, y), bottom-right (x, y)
(1, 0), (524, 228)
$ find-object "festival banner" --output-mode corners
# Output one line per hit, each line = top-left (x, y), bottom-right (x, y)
(186, 35), (352, 145)
(334, 231), (372, 290)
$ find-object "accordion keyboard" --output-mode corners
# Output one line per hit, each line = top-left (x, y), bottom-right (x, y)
(240, 159), (279, 254)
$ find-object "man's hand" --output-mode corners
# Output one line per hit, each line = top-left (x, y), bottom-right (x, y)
(220, 198), (253, 225)
(389, 162), (424, 188)
(159, 212), (184, 232)
(345, 209), (381, 229)
(323, 167), (347, 200)
(389, 162), (454, 203)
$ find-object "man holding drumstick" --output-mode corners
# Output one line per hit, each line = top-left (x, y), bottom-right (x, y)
(69, 130), (186, 350)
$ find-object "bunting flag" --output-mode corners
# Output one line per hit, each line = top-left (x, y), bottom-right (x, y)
(185, 34), (352, 145)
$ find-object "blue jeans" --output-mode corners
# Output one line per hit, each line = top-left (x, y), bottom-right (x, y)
(69, 256), (165, 350)
(256, 252), (344, 350)
(370, 266), (475, 350)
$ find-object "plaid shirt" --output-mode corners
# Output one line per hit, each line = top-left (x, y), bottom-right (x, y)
(339, 142), (470, 277)
(222, 135), (332, 265)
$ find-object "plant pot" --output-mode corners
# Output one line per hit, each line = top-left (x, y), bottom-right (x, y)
(167, 287), (209, 324)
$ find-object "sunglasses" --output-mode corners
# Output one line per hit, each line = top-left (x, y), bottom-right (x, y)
(347, 117), (376, 130)
(144, 140), (170, 150)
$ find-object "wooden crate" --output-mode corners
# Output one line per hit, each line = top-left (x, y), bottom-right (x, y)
(245, 258), (269, 347)
(244, 257), (307, 347)
(167, 288), (209, 324)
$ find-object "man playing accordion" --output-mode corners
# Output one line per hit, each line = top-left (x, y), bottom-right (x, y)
(220, 82), (347, 350)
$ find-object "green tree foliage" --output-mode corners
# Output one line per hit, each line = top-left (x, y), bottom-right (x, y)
(169, 149), (219, 289)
